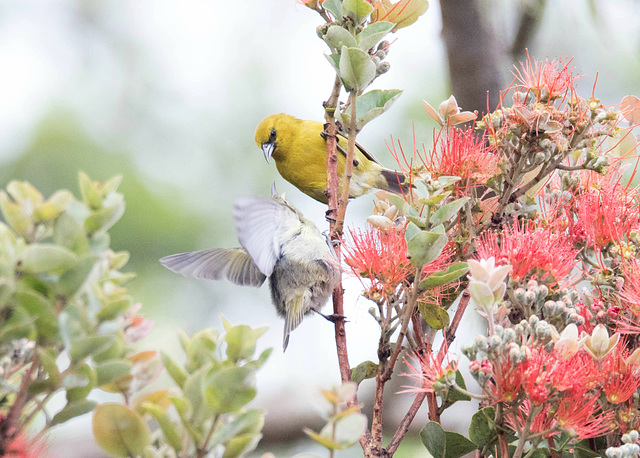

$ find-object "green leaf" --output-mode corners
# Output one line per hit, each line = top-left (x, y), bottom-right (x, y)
(66, 364), (96, 402)
(96, 297), (133, 322)
(212, 409), (265, 447)
(383, 0), (429, 31)
(161, 351), (187, 389)
(356, 89), (403, 129)
(223, 434), (262, 458)
(183, 367), (212, 422)
(351, 360), (378, 384)
(469, 406), (497, 447)
(406, 229), (448, 267)
(304, 428), (345, 451)
(322, 0), (344, 20)
(93, 336), (125, 363)
(342, 0), (374, 24)
(15, 289), (58, 339)
(324, 25), (357, 50)
(85, 199), (125, 237)
(430, 197), (470, 227)
(96, 360), (134, 386)
(331, 413), (367, 446)
(92, 403), (151, 457)
(53, 211), (89, 253)
(339, 46), (376, 93)
(405, 221), (422, 241)
(203, 366), (257, 414)
(444, 431), (477, 457)
(224, 324), (267, 362)
(0, 307), (35, 341)
(417, 302), (449, 329)
(140, 401), (183, 451)
(55, 255), (98, 299)
(325, 52), (341, 74)
(79, 171), (102, 209)
(37, 347), (60, 385)
(447, 370), (472, 403)
(419, 262), (468, 290)
(357, 21), (394, 51)
(421, 421), (446, 457)
(70, 335), (115, 361)
(385, 193), (413, 217)
(17, 243), (78, 273)
(51, 399), (97, 426)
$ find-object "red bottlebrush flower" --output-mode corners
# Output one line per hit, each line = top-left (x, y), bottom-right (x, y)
(425, 128), (498, 191)
(505, 401), (556, 439)
(475, 218), (578, 284)
(512, 54), (577, 99)
(399, 348), (458, 394)
(614, 260), (640, 334)
(522, 347), (590, 405)
(601, 345), (640, 404)
(485, 353), (524, 403)
(566, 170), (639, 249)
(5, 434), (47, 457)
(555, 395), (613, 439)
(343, 226), (413, 298)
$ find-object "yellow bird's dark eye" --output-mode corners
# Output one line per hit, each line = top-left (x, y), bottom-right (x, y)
(269, 128), (277, 142)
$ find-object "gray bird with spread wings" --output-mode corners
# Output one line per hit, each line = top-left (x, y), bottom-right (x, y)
(160, 195), (341, 351)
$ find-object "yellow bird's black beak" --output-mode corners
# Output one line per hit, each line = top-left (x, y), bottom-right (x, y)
(261, 142), (275, 164)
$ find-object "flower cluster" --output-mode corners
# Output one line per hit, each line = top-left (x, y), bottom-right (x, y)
(343, 56), (640, 457)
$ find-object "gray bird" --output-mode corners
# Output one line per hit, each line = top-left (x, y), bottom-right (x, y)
(160, 195), (341, 351)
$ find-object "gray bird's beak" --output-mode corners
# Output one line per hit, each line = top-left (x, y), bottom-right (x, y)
(261, 142), (275, 164)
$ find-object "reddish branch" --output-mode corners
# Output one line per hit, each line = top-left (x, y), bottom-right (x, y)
(324, 76), (352, 386)
(0, 354), (39, 450)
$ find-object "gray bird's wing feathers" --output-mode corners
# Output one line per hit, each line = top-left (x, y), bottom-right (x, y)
(233, 197), (300, 277)
(160, 248), (267, 287)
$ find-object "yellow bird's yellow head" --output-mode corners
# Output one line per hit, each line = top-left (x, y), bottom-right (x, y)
(254, 113), (305, 164)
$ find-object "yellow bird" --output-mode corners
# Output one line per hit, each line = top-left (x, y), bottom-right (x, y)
(255, 114), (409, 204)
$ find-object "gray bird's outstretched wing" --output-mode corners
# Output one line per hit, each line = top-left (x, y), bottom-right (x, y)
(160, 248), (266, 287)
(233, 197), (300, 277)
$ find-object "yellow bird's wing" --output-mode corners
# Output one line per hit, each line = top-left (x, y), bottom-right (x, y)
(334, 132), (382, 164)
(160, 248), (266, 287)
(282, 294), (305, 352)
(233, 197), (301, 277)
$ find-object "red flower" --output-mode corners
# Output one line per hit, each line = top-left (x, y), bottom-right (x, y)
(475, 218), (577, 284)
(343, 226), (413, 298)
(399, 348), (457, 394)
(565, 170), (639, 249)
(425, 128), (497, 192)
(555, 395), (613, 439)
(601, 345), (640, 404)
(5, 434), (47, 458)
(522, 347), (591, 405)
(485, 354), (524, 403)
(512, 54), (577, 99)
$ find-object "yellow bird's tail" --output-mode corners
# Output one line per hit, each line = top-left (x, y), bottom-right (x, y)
(380, 168), (411, 196)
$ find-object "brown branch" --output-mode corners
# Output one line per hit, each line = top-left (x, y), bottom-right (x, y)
(0, 354), (39, 449)
(324, 77), (353, 388)
(335, 91), (358, 235)
(440, 291), (471, 359)
(386, 391), (428, 455)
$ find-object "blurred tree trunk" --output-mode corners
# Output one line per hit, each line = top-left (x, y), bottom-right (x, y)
(439, 0), (503, 115)
(439, 0), (549, 116)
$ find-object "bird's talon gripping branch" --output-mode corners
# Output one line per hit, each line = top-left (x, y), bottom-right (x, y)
(315, 311), (348, 324)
